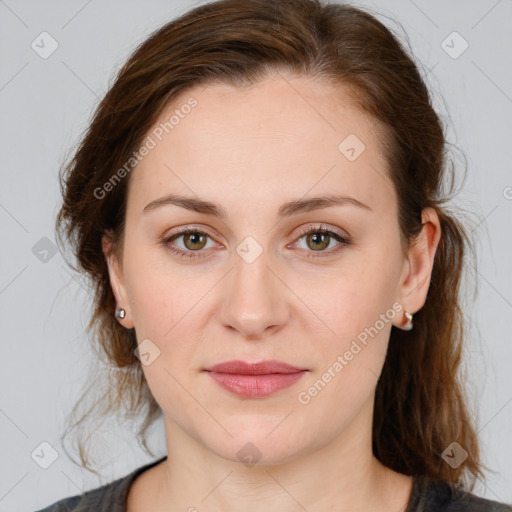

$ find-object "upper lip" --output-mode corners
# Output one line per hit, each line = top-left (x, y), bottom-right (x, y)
(203, 360), (307, 375)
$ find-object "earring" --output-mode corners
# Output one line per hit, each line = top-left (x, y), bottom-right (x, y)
(403, 311), (414, 331)
(115, 306), (126, 319)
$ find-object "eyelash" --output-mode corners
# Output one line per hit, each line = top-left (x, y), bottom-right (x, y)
(161, 224), (350, 260)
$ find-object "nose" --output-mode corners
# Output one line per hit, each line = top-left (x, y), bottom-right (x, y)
(219, 252), (290, 339)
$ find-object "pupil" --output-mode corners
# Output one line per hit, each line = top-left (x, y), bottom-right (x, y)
(187, 232), (204, 249)
(310, 233), (328, 250)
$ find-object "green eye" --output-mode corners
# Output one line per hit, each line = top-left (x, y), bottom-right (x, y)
(162, 224), (350, 260)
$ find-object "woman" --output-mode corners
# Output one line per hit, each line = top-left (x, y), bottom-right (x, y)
(37, 0), (512, 510)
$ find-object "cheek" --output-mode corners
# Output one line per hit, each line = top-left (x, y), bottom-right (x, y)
(305, 247), (400, 346)
(121, 244), (211, 396)
(299, 242), (402, 395)
(294, 281), (396, 434)
(123, 242), (203, 338)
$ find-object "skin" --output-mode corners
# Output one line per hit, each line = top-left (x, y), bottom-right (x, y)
(103, 69), (441, 512)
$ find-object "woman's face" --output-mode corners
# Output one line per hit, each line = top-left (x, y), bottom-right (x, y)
(105, 70), (431, 465)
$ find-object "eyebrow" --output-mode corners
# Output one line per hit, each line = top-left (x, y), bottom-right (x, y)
(142, 192), (373, 218)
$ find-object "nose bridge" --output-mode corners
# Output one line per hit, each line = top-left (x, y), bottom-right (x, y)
(219, 239), (288, 337)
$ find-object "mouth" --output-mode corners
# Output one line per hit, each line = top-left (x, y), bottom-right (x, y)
(202, 359), (308, 398)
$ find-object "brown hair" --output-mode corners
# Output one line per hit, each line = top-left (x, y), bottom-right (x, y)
(56, 0), (488, 489)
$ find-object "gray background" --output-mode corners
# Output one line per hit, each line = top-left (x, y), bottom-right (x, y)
(0, 0), (511, 510)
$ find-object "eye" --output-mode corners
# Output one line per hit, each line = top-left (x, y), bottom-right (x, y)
(162, 227), (218, 259)
(162, 224), (350, 260)
(291, 224), (350, 258)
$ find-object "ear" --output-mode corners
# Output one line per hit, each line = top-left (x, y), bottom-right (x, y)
(102, 231), (135, 329)
(393, 207), (442, 329)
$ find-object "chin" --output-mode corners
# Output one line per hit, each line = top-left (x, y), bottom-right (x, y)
(201, 425), (308, 468)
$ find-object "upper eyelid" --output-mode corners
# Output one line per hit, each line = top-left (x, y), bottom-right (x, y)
(165, 224), (348, 247)
(294, 224), (348, 239)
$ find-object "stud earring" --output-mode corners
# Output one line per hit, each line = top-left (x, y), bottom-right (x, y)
(115, 306), (126, 319)
(403, 311), (413, 331)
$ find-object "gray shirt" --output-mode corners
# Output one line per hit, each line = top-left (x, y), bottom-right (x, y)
(35, 456), (512, 511)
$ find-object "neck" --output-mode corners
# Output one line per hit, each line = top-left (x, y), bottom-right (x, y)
(145, 398), (413, 512)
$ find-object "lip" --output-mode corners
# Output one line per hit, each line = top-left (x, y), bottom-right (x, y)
(203, 360), (308, 398)
(204, 359), (307, 374)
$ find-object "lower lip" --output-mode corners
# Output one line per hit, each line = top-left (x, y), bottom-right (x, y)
(205, 371), (307, 398)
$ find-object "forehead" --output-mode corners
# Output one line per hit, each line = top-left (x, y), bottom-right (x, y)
(127, 71), (395, 217)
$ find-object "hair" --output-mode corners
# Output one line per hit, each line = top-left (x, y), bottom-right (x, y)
(56, 0), (489, 490)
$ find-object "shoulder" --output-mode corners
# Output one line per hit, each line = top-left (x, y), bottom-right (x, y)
(409, 474), (512, 512)
(34, 494), (81, 512)
(33, 476), (125, 512)
(33, 456), (167, 512)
